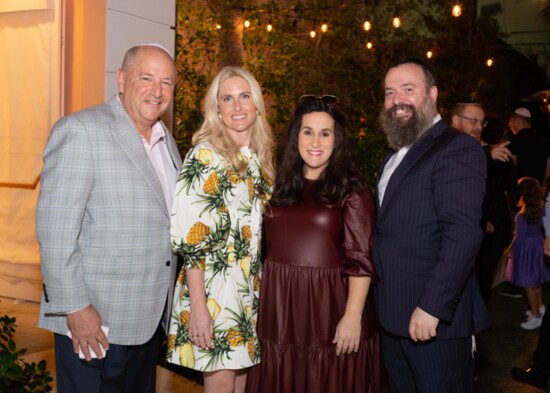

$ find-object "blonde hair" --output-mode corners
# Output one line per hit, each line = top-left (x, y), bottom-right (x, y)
(192, 66), (275, 180)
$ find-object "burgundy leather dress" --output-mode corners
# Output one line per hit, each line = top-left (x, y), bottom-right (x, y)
(246, 180), (381, 393)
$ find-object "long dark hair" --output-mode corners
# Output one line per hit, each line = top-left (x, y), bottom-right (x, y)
(271, 98), (364, 206)
(517, 177), (544, 224)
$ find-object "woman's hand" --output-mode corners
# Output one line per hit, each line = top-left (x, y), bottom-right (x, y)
(188, 302), (214, 350)
(186, 269), (213, 350)
(333, 276), (370, 355)
(332, 314), (361, 356)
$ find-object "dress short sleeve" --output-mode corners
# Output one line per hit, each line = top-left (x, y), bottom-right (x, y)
(171, 144), (230, 269)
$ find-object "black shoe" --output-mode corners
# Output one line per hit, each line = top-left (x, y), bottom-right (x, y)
(511, 366), (549, 389)
(499, 284), (523, 298)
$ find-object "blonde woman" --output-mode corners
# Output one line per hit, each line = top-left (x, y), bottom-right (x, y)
(167, 66), (274, 393)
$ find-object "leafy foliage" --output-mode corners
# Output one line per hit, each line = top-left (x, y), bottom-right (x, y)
(0, 315), (53, 392)
(174, 0), (545, 186)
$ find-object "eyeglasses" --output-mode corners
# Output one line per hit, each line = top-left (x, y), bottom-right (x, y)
(298, 95), (339, 106)
(457, 114), (488, 128)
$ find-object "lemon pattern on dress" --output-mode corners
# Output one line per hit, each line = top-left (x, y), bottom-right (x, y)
(167, 142), (272, 371)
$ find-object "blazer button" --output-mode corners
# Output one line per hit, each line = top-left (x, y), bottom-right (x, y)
(165, 260), (171, 267)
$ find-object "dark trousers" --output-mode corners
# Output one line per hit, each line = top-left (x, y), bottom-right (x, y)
(54, 325), (163, 393)
(534, 304), (550, 373)
(380, 328), (475, 393)
(476, 227), (512, 304)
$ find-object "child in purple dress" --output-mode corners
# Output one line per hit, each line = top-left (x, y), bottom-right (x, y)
(506, 177), (550, 329)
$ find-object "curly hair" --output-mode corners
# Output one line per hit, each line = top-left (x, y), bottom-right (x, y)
(517, 177), (544, 224)
(192, 66), (275, 181)
(271, 98), (364, 206)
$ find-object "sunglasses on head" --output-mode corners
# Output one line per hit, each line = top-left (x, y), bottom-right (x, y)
(298, 95), (339, 106)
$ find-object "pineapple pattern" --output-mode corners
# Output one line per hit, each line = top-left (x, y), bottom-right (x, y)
(168, 142), (272, 371)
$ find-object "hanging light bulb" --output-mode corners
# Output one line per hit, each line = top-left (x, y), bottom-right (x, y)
(366, 42), (373, 50)
(452, 0), (462, 18)
(244, 20), (251, 28)
(392, 15), (401, 28)
(363, 20), (372, 31)
(452, 2), (462, 17)
(310, 30), (316, 38)
(321, 23), (328, 33)
(392, 1), (401, 28)
(426, 51), (433, 59)
(267, 23), (273, 32)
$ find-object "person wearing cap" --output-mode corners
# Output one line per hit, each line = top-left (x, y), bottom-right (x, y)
(36, 43), (181, 392)
(508, 107), (550, 184)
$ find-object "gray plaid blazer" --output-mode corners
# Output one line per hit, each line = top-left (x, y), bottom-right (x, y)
(37, 96), (182, 345)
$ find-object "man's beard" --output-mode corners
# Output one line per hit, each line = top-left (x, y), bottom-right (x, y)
(379, 97), (437, 150)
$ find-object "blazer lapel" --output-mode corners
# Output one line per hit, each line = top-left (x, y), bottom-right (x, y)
(107, 97), (170, 216)
(378, 120), (448, 216)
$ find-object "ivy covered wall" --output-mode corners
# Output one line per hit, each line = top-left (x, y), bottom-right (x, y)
(173, 0), (546, 185)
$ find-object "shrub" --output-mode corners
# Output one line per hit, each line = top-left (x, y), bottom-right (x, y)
(0, 315), (53, 392)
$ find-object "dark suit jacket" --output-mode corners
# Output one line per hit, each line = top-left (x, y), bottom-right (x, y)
(373, 120), (491, 339)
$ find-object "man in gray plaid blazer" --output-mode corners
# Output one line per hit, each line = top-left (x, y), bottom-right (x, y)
(36, 43), (182, 392)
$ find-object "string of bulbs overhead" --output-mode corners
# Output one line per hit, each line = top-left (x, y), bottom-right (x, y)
(233, 1), (464, 36)
(214, 1), (493, 66)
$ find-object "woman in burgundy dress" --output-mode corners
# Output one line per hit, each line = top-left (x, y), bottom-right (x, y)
(245, 95), (381, 393)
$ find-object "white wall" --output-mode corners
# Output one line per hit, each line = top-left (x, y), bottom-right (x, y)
(0, 0), (63, 302)
(0, 0), (176, 302)
(105, 0), (176, 99)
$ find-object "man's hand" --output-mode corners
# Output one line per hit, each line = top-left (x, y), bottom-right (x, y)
(66, 305), (108, 360)
(409, 307), (439, 342)
(490, 141), (512, 162)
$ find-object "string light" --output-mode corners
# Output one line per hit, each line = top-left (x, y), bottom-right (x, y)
(392, 1), (401, 28)
(366, 42), (373, 49)
(210, 2), (478, 40)
(486, 58), (494, 67)
(426, 50), (433, 59)
(392, 15), (401, 28)
(363, 20), (372, 31)
(452, 1), (462, 17)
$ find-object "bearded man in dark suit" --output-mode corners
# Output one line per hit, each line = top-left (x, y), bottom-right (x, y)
(373, 58), (490, 393)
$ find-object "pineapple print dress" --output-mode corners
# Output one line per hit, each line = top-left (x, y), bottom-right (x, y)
(167, 142), (272, 371)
